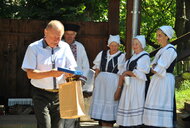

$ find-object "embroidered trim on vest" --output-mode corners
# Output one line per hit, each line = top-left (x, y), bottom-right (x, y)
(166, 46), (176, 73)
(155, 46), (176, 73)
(126, 53), (149, 71)
(100, 50), (123, 73)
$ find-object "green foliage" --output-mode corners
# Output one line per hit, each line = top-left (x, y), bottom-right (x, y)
(177, 80), (190, 91)
(84, 0), (108, 22)
(119, 0), (176, 54)
(141, 0), (176, 45)
(182, 72), (190, 80)
(176, 80), (190, 109)
(0, 0), (108, 21)
(119, 0), (127, 39)
(176, 88), (190, 109)
(119, 44), (125, 53)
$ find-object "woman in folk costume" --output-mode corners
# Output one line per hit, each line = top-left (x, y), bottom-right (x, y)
(89, 35), (126, 127)
(143, 26), (177, 128)
(115, 35), (150, 127)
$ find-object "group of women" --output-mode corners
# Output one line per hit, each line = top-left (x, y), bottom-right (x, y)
(89, 25), (177, 128)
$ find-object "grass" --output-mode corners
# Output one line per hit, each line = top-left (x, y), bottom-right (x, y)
(176, 80), (190, 110)
(176, 88), (190, 110)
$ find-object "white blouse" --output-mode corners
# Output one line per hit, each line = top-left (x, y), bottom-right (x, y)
(93, 50), (126, 75)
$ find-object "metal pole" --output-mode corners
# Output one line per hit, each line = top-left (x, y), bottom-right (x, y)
(126, 0), (141, 59)
(132, 0), (140, 38)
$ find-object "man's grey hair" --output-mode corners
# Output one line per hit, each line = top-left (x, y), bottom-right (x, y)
(46, 20), (64, 32)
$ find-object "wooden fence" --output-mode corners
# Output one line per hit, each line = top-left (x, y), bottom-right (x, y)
(0, 19), (109, 101)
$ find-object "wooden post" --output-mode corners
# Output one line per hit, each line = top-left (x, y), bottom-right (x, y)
(125, 0), (141, 59)
(126, 0), (133, 59)
(108, 0), (120, 35)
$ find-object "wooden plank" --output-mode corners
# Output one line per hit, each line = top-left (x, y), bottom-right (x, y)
(0, 19), (11, 32)
(108, 0), (120, 35)
(126, 0), (134, 59)
(24, 20), (46, 33)
(8, 19), (46, 33)
(0, 33), (9, 99)
(3, 34), (18, 97)
(16, 35), (34, 97)
(79, 37), (108, 67)
(0, 31), (43, 36)
(184, 102), (190, 113)
(63, 22), (108, 35)
(9, 20), (19, 33)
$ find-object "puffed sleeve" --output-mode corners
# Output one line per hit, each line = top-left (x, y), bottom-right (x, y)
(117, 53), (126, 75)
(133, 55), (150, 81)
(92, 51), (103, 69)
(153, 48), (177, 77)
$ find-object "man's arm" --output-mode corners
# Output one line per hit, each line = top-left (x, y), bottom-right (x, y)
(26, 69), (71, 79)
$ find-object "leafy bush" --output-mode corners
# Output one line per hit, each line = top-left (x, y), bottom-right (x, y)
(176, 80), (190, 109)
(177, 80), (190, 91)
(176, 88), (190, 110)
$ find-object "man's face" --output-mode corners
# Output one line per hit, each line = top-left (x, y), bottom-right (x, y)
(64, 31), (77, 44)
(44, 28), (64, 48)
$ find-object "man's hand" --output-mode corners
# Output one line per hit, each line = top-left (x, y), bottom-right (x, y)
(63, 72), (74, 78)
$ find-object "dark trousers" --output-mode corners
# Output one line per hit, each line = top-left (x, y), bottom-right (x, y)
(119, 126), (142, 128)
(32, 86), (61, 128)
(143, 126), (162, 128)
(60, 118), (76, 128)
(119, 125), (163, 128)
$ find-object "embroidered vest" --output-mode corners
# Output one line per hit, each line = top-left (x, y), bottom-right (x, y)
(155, 46), (176, 73)
(100, 50), (123, 74)
(126, 53), (149, 71)
(166, 47), (176, 73)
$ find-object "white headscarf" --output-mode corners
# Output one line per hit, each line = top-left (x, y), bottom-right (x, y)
(159, 25), (175, 39)
(134, 35), (146, 49)
(107, 35), (120, 46)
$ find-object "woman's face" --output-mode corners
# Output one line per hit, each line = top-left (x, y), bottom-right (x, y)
(156, 29), (169, 46)
(109, 42), (119, 54)
(132, 39), (143, 54)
